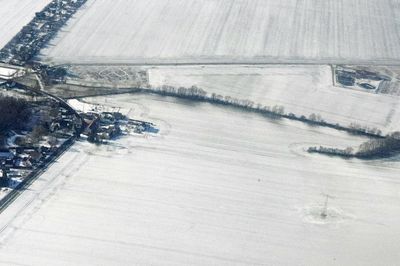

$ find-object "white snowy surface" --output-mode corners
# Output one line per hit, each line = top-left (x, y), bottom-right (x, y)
(0, 67), (17, 78)
(68, 98), (98, 112)
(0, 94), (400, 265)
(149, 65), (400, 133)
(41, 0), (400, 64)
(0, 0), (51, 49)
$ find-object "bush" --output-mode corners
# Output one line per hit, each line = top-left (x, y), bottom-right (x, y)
(30, 125), (48, 142)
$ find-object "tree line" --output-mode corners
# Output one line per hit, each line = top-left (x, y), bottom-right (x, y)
(146, 85), (285, 117)
(143, 85), (385, 139)
(308, 132), (400, 159)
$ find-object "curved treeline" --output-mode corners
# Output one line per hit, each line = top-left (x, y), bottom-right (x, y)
(140, 85), (384, 139)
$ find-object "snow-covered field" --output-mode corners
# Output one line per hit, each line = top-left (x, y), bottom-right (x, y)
(0, 0), (51, 49)
(149, 65), (400, 133)
(1, 94), (400, 265)
(41, 0), (400, 64)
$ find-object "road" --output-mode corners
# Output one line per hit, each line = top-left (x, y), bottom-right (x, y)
(51, 58), (400, 67)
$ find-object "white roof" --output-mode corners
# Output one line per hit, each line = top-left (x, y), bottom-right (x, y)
(0, 67), (18, 78)
(0, 64), (26, 80)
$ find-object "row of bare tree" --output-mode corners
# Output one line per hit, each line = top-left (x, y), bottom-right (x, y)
(147, 85), (384, 139)
(149, 85), (285, 116)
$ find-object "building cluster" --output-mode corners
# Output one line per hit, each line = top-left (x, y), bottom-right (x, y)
(335, 66), (391, 90)
(82, 111), (158, 143)
(0, 79), (159, 189)
(1, 146), (51, 171)
(0, 0), (87, 65)
(0, 143), (56, 188)
(0, 99), (82, 189)
(47, 104), (82, 135)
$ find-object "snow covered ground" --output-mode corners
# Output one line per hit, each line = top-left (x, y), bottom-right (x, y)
(1, 94), (400, 265)
(0, 0), (51, 49)
(149, 65), (400, 133)
(41, 0), (400, 64)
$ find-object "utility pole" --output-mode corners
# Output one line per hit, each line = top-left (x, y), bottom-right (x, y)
(56, 0), (62, 11)
(0, 164), (8, 188)
(321, 193), (334, 219)
(126, 108), (134, 117)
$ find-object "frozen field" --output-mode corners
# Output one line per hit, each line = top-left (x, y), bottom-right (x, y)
(149, 65), (400, 133)
(41, 0), (400, 64)
(1, 94), (400, 265)
(0, 0), (51, 49)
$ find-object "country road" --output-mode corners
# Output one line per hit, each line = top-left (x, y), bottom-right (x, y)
(51, 59), (400, 67)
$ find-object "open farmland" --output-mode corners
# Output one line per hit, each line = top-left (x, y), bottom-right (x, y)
(1, 94), (400, 265)
(2, 0), (400, 264)
(41, 0), (400, 64)
(0, 0), (51, 49)
(149, 65), (400, 134)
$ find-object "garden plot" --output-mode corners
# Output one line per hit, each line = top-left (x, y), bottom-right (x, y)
(65, 65), (148, 88)
(0, 0), (51, 49)
(41, 0), (400, 64)
(148, 65), (400, 133)
(0, 94), (400, 265)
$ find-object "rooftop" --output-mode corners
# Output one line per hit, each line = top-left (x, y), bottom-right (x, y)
(0, 63), (26, 80)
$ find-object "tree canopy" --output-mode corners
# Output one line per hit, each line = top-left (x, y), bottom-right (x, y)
(0, 96), (31, 134)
